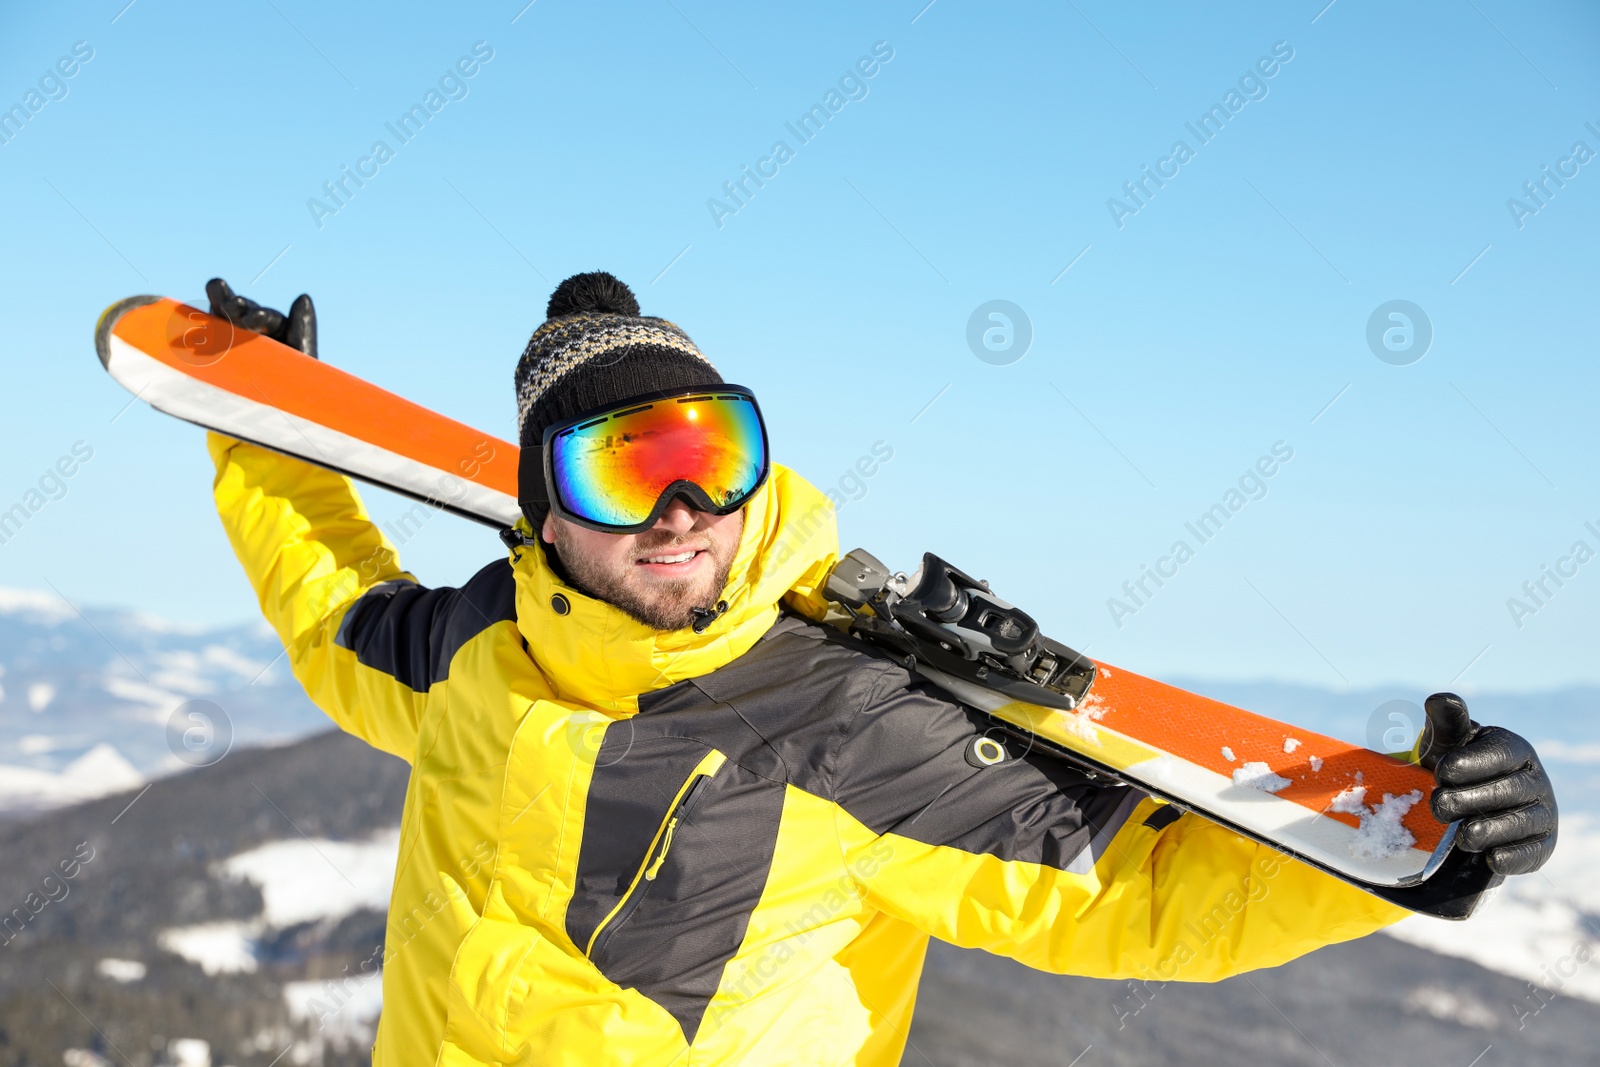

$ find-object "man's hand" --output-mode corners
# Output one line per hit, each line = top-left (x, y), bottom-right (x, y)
(1420, 692), (1557, 876)
(205, 277), (318, 359)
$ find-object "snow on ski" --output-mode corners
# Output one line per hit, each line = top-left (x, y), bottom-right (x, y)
(927, 664), (1447, 884)
(95, 295), (1496, 919)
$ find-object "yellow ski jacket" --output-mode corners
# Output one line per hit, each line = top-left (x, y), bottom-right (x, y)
(209, 434), (1405, 1066)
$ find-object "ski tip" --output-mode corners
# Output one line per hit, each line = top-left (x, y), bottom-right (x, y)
(95, 295), (163, 370)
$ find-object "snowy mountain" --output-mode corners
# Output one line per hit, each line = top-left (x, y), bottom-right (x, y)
(0, 587), (329, 817)
(0, 730), (407, 1065)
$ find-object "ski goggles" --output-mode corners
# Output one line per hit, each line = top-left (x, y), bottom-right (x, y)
(524, 385), (771, 533)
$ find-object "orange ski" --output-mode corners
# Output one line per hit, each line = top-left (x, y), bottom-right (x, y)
(95, 295), (1497, 919)
(96, 296), (520, 527)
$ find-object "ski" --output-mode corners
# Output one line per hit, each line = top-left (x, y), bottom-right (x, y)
(96, 295), (522, 528)
(96, 295), (1499, 920)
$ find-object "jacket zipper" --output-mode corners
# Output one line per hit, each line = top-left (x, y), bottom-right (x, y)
(586, 752), (724, 960)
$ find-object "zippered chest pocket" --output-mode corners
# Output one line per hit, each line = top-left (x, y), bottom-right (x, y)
(586, 749), (728, 961)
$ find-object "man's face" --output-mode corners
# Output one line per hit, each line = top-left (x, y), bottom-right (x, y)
(542, 499), (744, 631)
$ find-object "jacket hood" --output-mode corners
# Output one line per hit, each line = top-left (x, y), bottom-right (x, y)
(508, 463), (840, 711)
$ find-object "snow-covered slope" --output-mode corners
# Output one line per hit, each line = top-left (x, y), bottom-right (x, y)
(156, 829), (402, 1052)
(0, 729), (410, 1063)
(158, 830), (401, 974)
(0, 586), (327, 817)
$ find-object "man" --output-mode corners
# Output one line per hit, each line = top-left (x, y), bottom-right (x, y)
(205, 272), (1556, 1066)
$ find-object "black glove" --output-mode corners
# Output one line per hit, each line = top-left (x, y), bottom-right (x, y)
(1420, 692), (1557, 876)
(205, 277), (318, 359)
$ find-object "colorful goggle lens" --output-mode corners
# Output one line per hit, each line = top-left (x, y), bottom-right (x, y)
(548, 391), (768, 529)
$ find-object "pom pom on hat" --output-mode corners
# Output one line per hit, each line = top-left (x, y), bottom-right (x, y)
(545, 271), (642, 319)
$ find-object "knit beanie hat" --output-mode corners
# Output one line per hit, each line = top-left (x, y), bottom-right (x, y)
(514, 271), (722, 524)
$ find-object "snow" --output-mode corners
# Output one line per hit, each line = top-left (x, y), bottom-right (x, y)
(158, 921), (260, 974)
(285, 971), (384, 1045)
(1402, 986), (1497, 1029)
(143, 646), (268, 693)
(26, 682), (54, 712)
(157, 835), (396, 976)
(159, 830), (400, 976)
(1356, 791), (1423, 858)
(1220, 746), (1236, 762)
(18, 733), (82, 754)
(102, 675), (186, 719)
(1331, 785), (1422, 859)
(0, 594), (331, 819)
(1283, 737), (1301, 753)
(1309, 755), (1323, 772)
(0, 765), (97, 810)
(63, 1052), (111, 1067)
(221, 829), (399, 927)
(1231, 762), (1291, 793)
(96, 957), (147, 983)
(202, 643), (270, 679)
(66, 744), (143, 786)
(1064, 693), (1109, 745)
(0, 743), (143, 811)
(148, 650), (218, 696)
(1386, 814), (1600, 1004)
(168, 1038), (211, 1067)
(1330, 784), (1367, 813)
(118, 608), (207, 636)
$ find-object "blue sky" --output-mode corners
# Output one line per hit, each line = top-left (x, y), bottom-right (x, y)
(0, 0), (1596, 693)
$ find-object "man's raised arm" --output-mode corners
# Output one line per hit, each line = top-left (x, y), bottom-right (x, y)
(206, 279), (446, 762)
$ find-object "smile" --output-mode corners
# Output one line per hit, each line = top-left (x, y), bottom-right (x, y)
(638, 550), (701, 566)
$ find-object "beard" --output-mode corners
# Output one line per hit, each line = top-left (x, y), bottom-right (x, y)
(551, 524), (738, 632)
